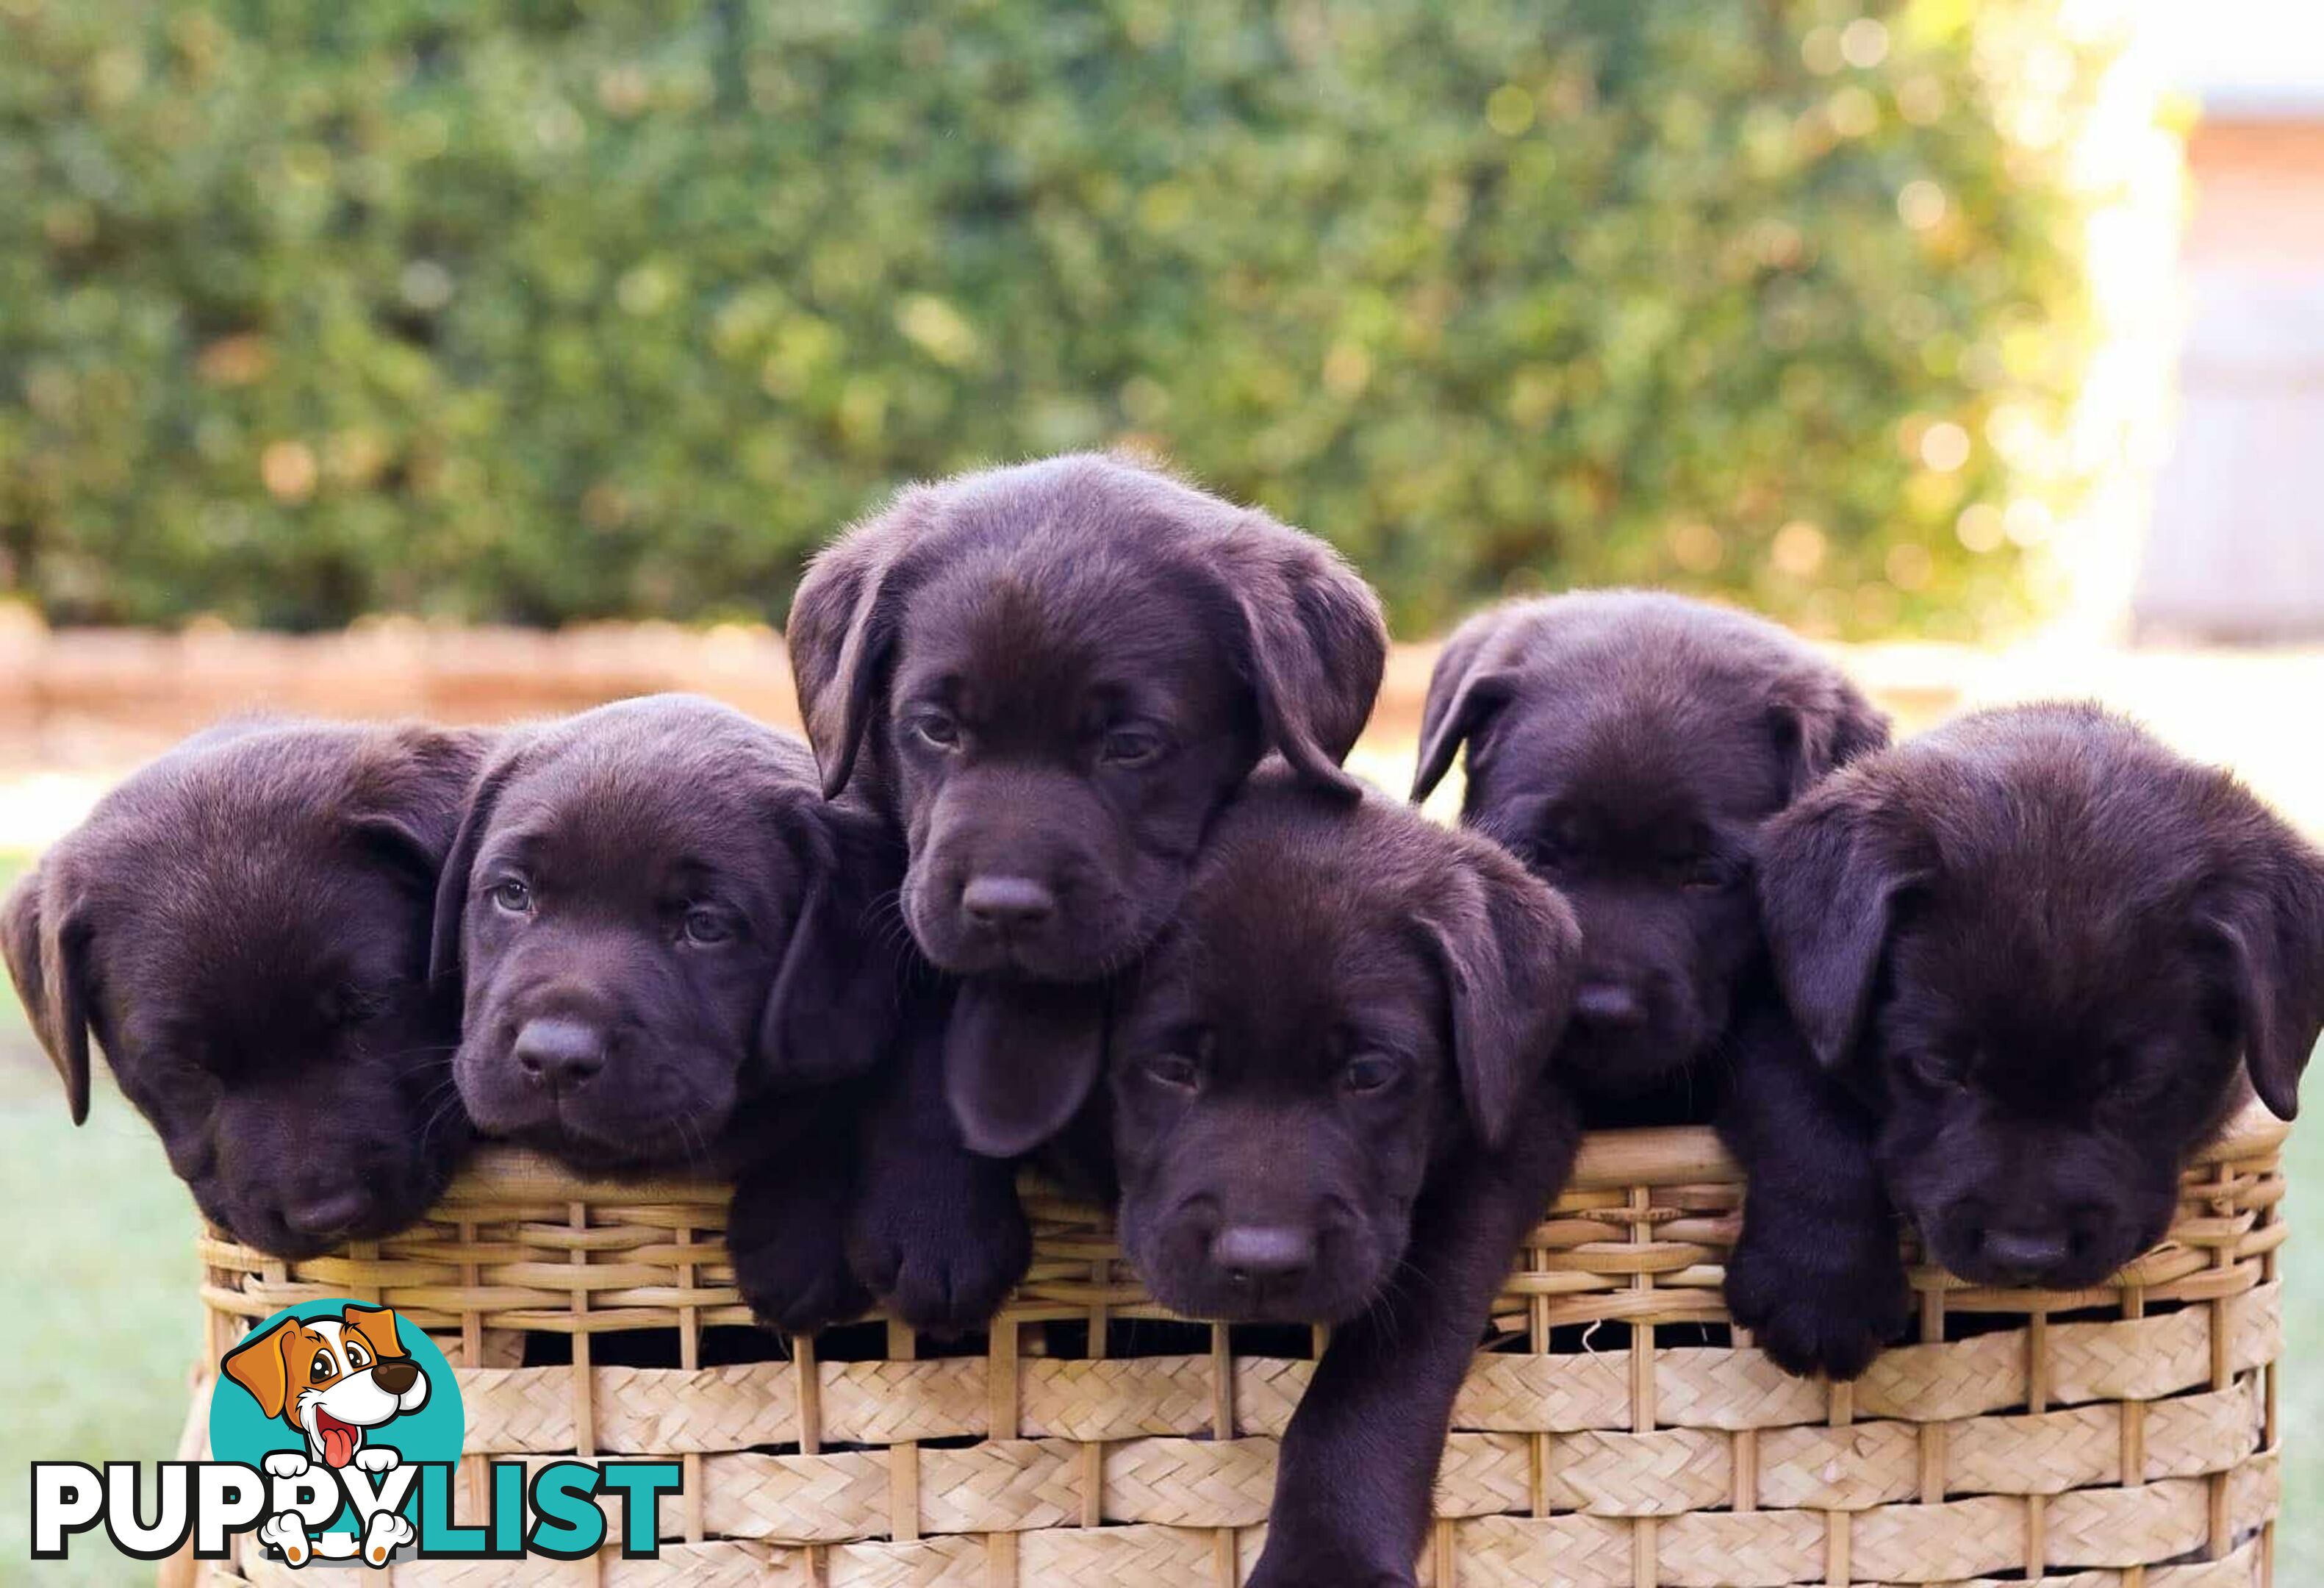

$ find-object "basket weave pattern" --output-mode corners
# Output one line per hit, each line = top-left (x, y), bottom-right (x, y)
(193, 1111), (2287, 1587)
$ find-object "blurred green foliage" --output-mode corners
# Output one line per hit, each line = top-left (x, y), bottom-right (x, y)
(0, 0), (2107, 637)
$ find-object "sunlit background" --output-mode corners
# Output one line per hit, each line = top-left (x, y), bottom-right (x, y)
(2, 2), (2321, 1581)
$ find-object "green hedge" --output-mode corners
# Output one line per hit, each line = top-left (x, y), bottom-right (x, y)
(0, 0), (2105, 636)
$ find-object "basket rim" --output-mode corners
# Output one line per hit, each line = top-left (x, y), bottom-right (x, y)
(420, 1098), (2288, 1206)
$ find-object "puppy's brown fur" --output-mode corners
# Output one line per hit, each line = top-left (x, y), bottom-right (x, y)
(1413, 590), (1904, 1376)
(3, 719), (489, 1256)
(791, 452), (1387, 1154)
(1760, 704), (2323, 1304)
(1109, 768), (1580, 1587)
(431, 694), (912, 1331)
(1416, 590), (1888, 1103)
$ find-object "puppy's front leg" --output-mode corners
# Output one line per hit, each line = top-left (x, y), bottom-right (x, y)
(847, 1009), (1031, 1334)
(728, 1100), (873, 1337)
(1718, 996), (1910, 1380)
(1249, 1086), (1579, 1588)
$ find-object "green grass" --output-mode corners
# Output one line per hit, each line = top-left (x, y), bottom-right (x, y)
(0, 838), (2314, 1581)
(0, 851), (204, 1587)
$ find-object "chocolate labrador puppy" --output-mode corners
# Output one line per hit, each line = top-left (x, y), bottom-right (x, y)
(1759, 703), (2323, 1321)
(3, 718), (489, 1257)
(431, 694), (916, 1332)
(1082, 768), (1579, 1587)
(788, 451), (1388, 1155)
(1412, 590), (1899, 1376)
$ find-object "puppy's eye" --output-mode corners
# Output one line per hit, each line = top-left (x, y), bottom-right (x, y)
(1908, 1046), (1969, 1090)
(311, 1351), (337, 1381)
(681, 908), (734, 946)
(1521, 835), (1567, 871)
(1141, 1053), (1202, 1092)
(1100, 727), (1165, 768)
(1682, 859), (1730, 893)
(1341, 1053), (1402, 1094)
(489, 879), (533, 915)
(909, 712), (961, 751)
(342, 1342), (370, 1370)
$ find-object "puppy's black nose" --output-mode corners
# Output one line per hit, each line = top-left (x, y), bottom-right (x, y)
(1211, 1224), (1317, 1284)
(514, 1017), (607, 1095)
(961, 875), (1058, 932)
(371, 1359), (419, 1395)
(1574, 981), (1646, 1028)
(1980, 1226), (2070, 1281)
(282, 1189), (371, 1237)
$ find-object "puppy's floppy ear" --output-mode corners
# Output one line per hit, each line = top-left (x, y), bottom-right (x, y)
(1205, 521), (1387, 801)
(427, 742), (526, 988)
(1411, 608), (1519, 804)
(1759, 776), (1915, 1070)
(341, 1303), (407, 1361)
(788, 486), (939, 801)
(943, 978), (1108, 1158)
(1420, 842), (1579, 1148)
(221, 1317), (303, 1422)
(346, 723), (495, 890)
(1768, 664), (1892, 803)
(757, 794), (907, 1087)
(3, 855), (94, 1126)
(2202, 816), (2324, 1121)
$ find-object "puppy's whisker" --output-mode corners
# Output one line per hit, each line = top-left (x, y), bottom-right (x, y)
(412, 1083), (458, 1127)
(413, 1090), (474, 1154)
(662, 1106), (716, 1173)
(379, 1041), (463, 1067)
(410, 1073), (464, 1109)
(858, 885), (908, 936)
(861, 887), (936, 977)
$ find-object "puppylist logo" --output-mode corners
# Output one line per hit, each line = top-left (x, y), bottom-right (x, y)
(30, 1299), (680, 1567)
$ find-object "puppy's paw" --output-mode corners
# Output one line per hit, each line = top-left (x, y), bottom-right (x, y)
(1726, 1220), (1912, 1381)
(352, 1445), (400, 1475)
(733, 1216), (872, 1337)
(849, 1171), (1032, 1334)
(360, 1510), (415, 1567)
(262, 1451), (311, 1481)
(257, 1512), (312, 1567)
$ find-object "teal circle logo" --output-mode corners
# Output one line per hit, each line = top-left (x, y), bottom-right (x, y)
(210, 1300), (462, 1560)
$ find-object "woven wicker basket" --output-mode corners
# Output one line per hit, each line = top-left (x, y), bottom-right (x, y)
(180, 1106), (2287, 1588)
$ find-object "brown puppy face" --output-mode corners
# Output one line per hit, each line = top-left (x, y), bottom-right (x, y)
(1104, 771), (1578, 1323)
(1413, 591), (1888, 1096)
(433, 695), (901, 1171)
(1762, 704), (2324, 1290)
(222, 1303), (428, 1470)
(1, 720), (488, 1257)
(789, 453), (1386, 987)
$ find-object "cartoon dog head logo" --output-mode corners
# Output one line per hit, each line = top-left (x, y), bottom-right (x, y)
(221, 1304), (430, 1471)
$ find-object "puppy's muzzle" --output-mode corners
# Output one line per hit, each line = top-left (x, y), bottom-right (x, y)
(1142, 1195), (1375, 1323)
(960, 875), (1058, 934)
(512, 1017), (609, 1097)
(1210, 1223), (1319, 1287)
(1945, 1202), (2120, 1287)
(282, 1189), (376, 1240)
(1573, 981), (1647, 1031)
(371, 1359), (420, 1397)
(1982, 1227), (2072, 1279)
(919, 862), (1116, 978)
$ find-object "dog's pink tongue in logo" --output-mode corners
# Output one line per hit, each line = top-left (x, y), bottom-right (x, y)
(315, 1410), (359, 1469)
